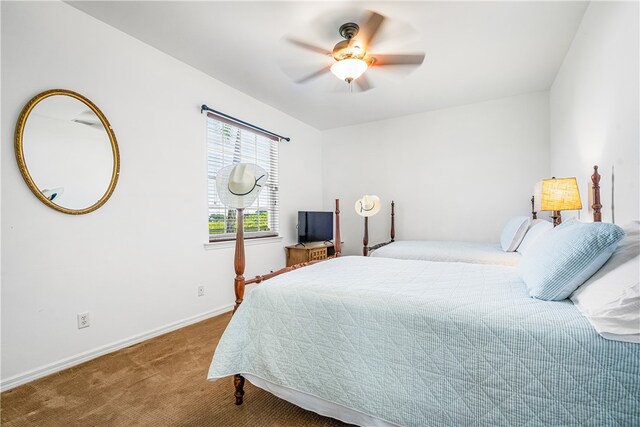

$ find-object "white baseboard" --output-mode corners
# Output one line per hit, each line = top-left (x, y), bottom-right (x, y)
(0, 304), (233, 392)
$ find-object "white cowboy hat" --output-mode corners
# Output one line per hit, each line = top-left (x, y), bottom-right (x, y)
(216, 163), (268, 209)
(354, 195), (381, 217)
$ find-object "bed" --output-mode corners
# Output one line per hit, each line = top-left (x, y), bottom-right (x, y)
(365, 174), (585, 265)
(370, 240), (522, 266)
(209, 255), (639, 426)
(208, 165), (639, 426)
(367, 201), (544, 265)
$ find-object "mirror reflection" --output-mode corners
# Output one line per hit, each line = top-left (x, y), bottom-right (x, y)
(15, 90), (119, 214)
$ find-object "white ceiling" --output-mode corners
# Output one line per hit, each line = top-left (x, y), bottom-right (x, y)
(68, 1), (588, 130)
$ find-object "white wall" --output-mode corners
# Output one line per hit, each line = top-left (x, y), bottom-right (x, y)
(1, 1), (323, 388)
(550, 1), (639, 225)
(322, 92), (550, 254)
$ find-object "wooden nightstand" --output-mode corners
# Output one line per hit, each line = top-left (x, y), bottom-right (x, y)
(285, 242), (336, 267)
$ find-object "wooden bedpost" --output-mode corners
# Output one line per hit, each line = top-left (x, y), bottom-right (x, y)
(592, 165), (602, 222)
(334, 199), (341, 256)
(233, 374), (245, 405)
(390, 201), (395, 242)
(232, 208), (246, 405)
(233, 208), (246, 314)
(531, 196), (537, 220)
(363, 217), (369, 256)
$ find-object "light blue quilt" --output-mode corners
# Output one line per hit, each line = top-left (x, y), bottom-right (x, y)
(209, 256), (640, 426)
(371, 240), (521, 266)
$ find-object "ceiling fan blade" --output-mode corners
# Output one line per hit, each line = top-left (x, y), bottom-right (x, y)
(355, 74), (373, 92)
(286, 37), (331, 56)
(359, 11), (385, 48)
(370, 53), (426, 67)
(296, 66), (331, 84)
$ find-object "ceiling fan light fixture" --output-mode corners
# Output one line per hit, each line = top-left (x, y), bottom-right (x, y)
(330, 58), (368, 82)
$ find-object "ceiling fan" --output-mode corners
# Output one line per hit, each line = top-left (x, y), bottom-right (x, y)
(286, 10), (425, 92)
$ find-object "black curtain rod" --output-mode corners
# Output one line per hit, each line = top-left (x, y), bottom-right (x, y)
(201, 104), (291, 142)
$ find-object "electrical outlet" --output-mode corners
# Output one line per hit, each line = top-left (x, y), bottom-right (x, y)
(77, 312), (90, 329)
(198, 286), (205, 297)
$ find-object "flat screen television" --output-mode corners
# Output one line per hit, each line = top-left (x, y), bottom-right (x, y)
(297, 211), (333, 243)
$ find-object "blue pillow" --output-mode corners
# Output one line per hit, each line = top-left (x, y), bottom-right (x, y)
(519, 222), (625, 300)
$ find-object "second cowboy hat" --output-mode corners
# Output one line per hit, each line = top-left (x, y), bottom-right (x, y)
(354, 195), (381, 217)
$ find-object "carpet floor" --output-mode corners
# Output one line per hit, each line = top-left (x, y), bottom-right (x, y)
(1, 312), (351, 426)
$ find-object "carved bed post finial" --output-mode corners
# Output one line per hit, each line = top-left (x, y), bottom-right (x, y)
(531, 196), (537, 220)
(390, 201), (395, 242)
(363, 217), (369, 256)
(592, 165), (602, 222)
(233, 208), (246, 313)
(334, 199), (341, 257)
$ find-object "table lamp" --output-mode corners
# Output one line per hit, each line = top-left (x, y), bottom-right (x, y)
(540, 177), (582, 226)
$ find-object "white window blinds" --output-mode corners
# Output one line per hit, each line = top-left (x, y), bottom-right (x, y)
(207, 113), (279, 242)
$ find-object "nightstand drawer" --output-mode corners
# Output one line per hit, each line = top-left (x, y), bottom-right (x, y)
(308, 247), (327, 261)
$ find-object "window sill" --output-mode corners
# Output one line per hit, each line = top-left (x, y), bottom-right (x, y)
(204, 236), (283, 250)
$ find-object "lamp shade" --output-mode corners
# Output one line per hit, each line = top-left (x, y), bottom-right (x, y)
(540, 177), (582, 211)
(331, 58), (368, 82)
(533, 181), (542, 211)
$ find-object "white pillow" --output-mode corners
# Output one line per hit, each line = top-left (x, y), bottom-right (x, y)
(570, 221), (640, 343)
(517, 220), (553, 256)
(500, 216), (530, 252)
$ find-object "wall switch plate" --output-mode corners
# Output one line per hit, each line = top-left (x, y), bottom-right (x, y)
(77, 312), (90, 329)
(198, 286), (205, 297)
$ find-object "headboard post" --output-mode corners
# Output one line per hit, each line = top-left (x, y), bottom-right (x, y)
(531, 196), (537, 220)
(334, 199), (341, 256)
(363, 217), (369, 256)
(233, 208), (246, 314)
(390, 201), (395, 242)
(591, 165), (602, 222)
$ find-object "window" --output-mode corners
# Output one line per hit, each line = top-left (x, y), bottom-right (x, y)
(206, 113), (279, 242)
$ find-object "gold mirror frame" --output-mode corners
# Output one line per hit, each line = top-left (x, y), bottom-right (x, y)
(14, 89), (120, 215)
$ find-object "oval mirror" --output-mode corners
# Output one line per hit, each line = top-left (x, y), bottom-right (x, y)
(14, 90), (120, 214)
